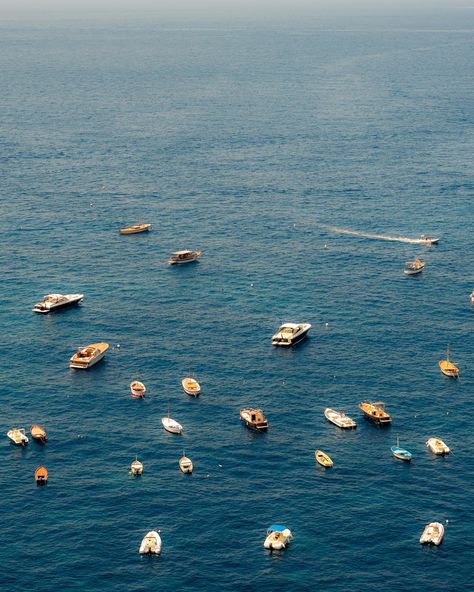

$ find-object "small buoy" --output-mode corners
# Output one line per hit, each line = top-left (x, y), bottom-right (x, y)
(250, 283), (253, 287)
(325, 322), (329, 327)
(206, 474), (210, 478)
(446, 519), (449, 524)
(117, 344), (121, 348)
(324, 244), (328, 249)
(218, 464), (222, 468)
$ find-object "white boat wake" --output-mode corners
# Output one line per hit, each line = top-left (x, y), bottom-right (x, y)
(321, 225), (429, 244)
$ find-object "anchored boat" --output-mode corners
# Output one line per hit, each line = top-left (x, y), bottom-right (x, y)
(391, 437), (412, 461)
(168, 250), (201, 264)
(130, 458), (144, 476)
(30, 424), (47, 444)
(420, 522), (444, 545)
(70, 342), (109, 369)
(35, 466), (48, 485)
(179, 454), (193, 474)
(324, 408), (356, 429)
(240, 408), (268, 431)
(161, 402), (183, 434)
(7, 428), (29, 446)
(359, 401), (392, 425)
(271, 322), (311, 346)
(426, 437), (450, 455)
(439, 346), (459, 378)
(181, 377), (201, 397)
(404, 257), (425, 275)
(139, 531), (162, 554)
(119, 223), (151, 235)
(263, 525), (293, 550)
(130, 380), (146, 398)
(33, 293), (83, 314)
(315, 450), (333, 467)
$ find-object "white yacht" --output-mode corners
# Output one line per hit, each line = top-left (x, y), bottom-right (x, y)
(139, 531), (162, 554)
(271, 323), (311, 346)
(420, 522), (444, 545)
(33, 293), (83, 314)
(70, 342), (109, 369)
(324, 408), (357, 429)
(7, 428), (29, 446)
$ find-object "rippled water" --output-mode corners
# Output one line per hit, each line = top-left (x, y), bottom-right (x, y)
(1, 13), (473, 591)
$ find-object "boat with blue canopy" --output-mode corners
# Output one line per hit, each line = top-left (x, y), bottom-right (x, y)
(263, 525), (293, 550)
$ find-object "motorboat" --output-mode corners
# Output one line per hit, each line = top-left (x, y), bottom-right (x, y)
(35, 466), (48, 485)
(182, 377), (201, 397)
(161, 402), (183, 434)
(315, 450), (333, 467)
(359, 401), (391, 425)
(419, 235), (440, 245)
(30, 424), (47, 444)
(130, 381), (146, 398)
(439, 346), (459, 378)
(420, 522), (444, 545)
(139, 530), (162, 555)
(263, 525), (293, 550)
(33, 293), (83, 314)
(404, 257), (425, 275)
(426, 437), (450, 455)
(271, 322), (311, 346)
(324, 408), (357, 429)
(130, 459), (144, 476)
(470, 289), (474, 303)
(119, 223), (151, 235)
(391, 437), (412, 461)
(7, 428), (29, 446)
(179, 454), (193, 474)
(168, 250), (201, 264)
(70, 342), (109, 369)
(240, 408), (269, 431)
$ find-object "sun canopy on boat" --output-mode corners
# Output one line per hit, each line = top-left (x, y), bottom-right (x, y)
(267, 524), (288, 533)
(173, 250), (192, 255)
(280, 323), (299, 330)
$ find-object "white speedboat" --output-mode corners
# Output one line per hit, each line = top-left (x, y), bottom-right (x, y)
(426, 437), (450, 455)
(420, 522), (444, 545)
(168, 250), (201, 264)
(161, 402), (183, 434)
(181, 377), (201, 397)
(271, 322), (311, 346)
(263, 525), (293, 550)
(70, 342), (109, 369)
(419, 234), (440, 245)
(139, 530), (162, 554)
(33, 293), (83, 314)
(130, 381), (146, 398)
(7, 428), (29, 446)
(324, 408), (357, 429)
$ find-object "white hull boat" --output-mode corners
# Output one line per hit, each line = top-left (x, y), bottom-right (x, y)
(33, 293), (83, 314)
(272, 322), (311, 346)
(139, 530), (162, 554)
(168, 250), (201, 264)
(162, 417), (183, 434)
(418, 235), (440, 245)
(130, 459), (144, 475)
(7, 428), (29, 446)
(426, 438), (450, 455)
(182, 377), (201, 396)
(264, 525), (293, 550)
(324, 408), (357, 429)
(130, 381), (146, 398)
(420, 522), (444, 545)
(70, 342), (109, 369)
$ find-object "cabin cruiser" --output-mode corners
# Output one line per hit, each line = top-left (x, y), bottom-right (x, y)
(182, 377), (201, 397)
(139, 531), (162, 554)
(30, 424), (47, 444)
(324, 408), (357, 429)
(179, 455), (193, 473)
(168, 250), (201, 264)
(404, 257), (425, 275)
(70, 342), (109, 369)
(119, 223), (151, 235)
(7, 428), (29, 446)
(33, 293), (83, 314)
(359, 401), (391, 425)
(271, 323), (311, 346)
(240, 408), (269, 431)
(130, 459), (144, 475)
(420, 522), (444, 545)
(264, 525), (293, 550)
(426, 437), (450, 455)
(419, 235), (440, 245)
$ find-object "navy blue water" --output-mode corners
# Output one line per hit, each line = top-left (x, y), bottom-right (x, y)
(1, 12), (473, 591)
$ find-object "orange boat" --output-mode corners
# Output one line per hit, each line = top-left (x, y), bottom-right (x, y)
(439, 346), (459, 378)
(30, 424), (47, 444)
(35, 466), (48, 485)
(358, 401), (392, 425)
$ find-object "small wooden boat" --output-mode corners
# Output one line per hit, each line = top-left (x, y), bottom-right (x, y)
(130, 458), (144, 475)
(391, 437), (412, 461)
(263, 525), (293, 550)
(404, 257), (425, 275)
(439, 346), (459, 378)
(35, 466), (48, 485)
(168, 250), (201, 265)
(70, 342), (109, 369)
(119, 223), (151, 235)
(30, 424), (47, 444)
(240, 408), (268, 431)
(139, 530), (162, 554)
(358, 401), (391, 425)
(315, 450), (333, 467)
(420, 522), (444, 545)
(426, 437), (450, 455)
(179, 454), (193, 474)
(324, 408), (356, 429)
(7, 428), (29, 446)
(161, 402), (183, 434)
(130, 380), (146, 398)
(182, 377), (201, 397)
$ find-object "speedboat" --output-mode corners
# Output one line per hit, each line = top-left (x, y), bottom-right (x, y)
(33, 293), (83, 314)
(130, 459), (144, 476)
(419, 235), (440, 245)
(130, 381), (146, 398)
(439, 346), (459, 378)
(70, 342), (109, 369)
(272, 322), (311, 346)
(179, 455), (193, 474)
(324, 408), (357, 429)
(161, 402), (183, 434)
(119, 223), (151, 235)
(404, 257), (425, 275)
(420, 522), (444, 545)
(139, 530), (162, 554)
(30, 424), (47, 444)
(35, 466), (48, 485)
(168, 250), (201, 264)
(182, 377), (201, 397)
(315, 450), (333, 467)
(263, 525), (293, 550)
(391, 437), (412, 461)
(7, 428), (29, 446)
(359, 401), (391, 425)
(426, 437), (450, 455)
(240, 408), (269, 431)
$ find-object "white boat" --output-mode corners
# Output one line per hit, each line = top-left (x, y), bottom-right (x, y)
(130, 380), (146, 398)
(271, 322), (311, 346)
(130, 459), (144, 475)
(404, 257), (425, 275)
(161, 402), (183, 434)
(33, 293), (83, 314)
(168, 250), (201, 265)
(419, 234), (440, 245)
(139, 530), (162, 554)
(426, 437), (450, 455)
(69, 342), (109, 369)
(179, 455), (193, 473)
(263, 525), (293, 550)
(324, 408), (357, 429)
(420, 522), (444, 545)
(7, 428), (29, 446)
(181, 377), (201, 397)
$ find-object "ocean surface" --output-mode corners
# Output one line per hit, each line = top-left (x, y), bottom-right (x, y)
(1, 12), (473, 591)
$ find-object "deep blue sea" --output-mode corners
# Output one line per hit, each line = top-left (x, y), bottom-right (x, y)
(1, 11), (473, 591)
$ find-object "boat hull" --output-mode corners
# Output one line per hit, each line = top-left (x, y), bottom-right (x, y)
(119, 224), (151, 235)
(162, 418), (183, 434)
(404, 267), (424, 275)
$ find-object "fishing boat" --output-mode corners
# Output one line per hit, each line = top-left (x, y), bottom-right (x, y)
(438, 346), (459, 378)
(324, 408), (357, 429)
(420, 522), (444, 545)
(69, 342), (109, 369)
(34, 466), (48, 485)
(139, 530), (162, 555)
(391, 437), (412, 461)
(119, 223), (151, 235)
(359, 401), (392, 425)
(130, 380), (146, 398)
(33, 293), (83, 314)
(271, 322), (311, 346)
(161, 402), (183, 434)
(30, 424), (47, 444)
(263, 525), (293, 550)
(426, 437), (450, 455)
(181, 377), (201, 397)
(419, 234), (440, 245)
(130, 458), (144, 476)
(315, 450), (333, 467)
(168, 250), (201, 264)
(7, 428), (29, 446)
(179, 454), (193, 474)
(404, 257), (425, 275)
(239, 408), (269, 431)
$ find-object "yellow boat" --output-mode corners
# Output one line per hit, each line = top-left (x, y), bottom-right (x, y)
(315, 450), (333, 468)
(439, 346), (459, 378)
(119, 223), (151, 235)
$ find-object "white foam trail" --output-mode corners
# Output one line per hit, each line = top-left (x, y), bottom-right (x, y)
(321, 225), (425, 244)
